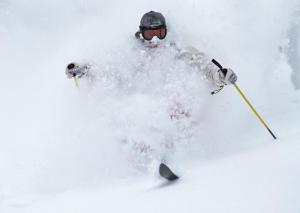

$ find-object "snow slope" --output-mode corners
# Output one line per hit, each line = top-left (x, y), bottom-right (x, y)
(0, 0), (300, 212)
(1, 91), (300, 213)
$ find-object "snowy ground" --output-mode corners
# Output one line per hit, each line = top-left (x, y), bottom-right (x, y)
(0, 0), (300, 212)
(2, 90), (300, 213)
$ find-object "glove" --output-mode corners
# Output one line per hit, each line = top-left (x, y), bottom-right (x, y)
(65, 62), (89, 79)
(219, 68), (237, 85)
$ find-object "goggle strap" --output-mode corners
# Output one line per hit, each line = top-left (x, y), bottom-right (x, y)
(135, 31), (142, 39)
(140, 25), (166, 31)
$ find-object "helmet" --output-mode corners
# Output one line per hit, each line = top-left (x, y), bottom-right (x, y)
(139, 11), (167, 40)
(140, 11), (166, 30)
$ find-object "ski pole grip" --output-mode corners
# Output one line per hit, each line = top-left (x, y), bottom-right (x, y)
(212, 58), (223, 70)
(212, 58), (228, 75)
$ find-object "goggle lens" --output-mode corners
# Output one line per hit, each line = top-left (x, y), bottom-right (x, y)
(142, 28), (167, 41)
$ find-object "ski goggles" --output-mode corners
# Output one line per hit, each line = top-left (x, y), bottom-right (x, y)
(140, 27), (167, 41)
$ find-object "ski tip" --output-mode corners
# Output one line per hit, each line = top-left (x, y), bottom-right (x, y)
(159, 163), (179, 181)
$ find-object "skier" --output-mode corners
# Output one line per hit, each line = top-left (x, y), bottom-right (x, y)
(135, 11), (237, 180)
(65, 11), (237, 180)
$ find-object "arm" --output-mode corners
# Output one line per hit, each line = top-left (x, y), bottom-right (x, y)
(177, 46), (237, 89)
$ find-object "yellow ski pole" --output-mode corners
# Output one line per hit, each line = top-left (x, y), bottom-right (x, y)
(212, 59), (277, 140)
(233, 83), (276, 140)
(72, 75), (79, 89)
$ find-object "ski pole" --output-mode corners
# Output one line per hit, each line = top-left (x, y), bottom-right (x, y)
(211, 59), (277, 140)
(72, 75), (79, 89)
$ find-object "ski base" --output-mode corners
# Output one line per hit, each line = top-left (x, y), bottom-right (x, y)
(159, 163), (179, 181)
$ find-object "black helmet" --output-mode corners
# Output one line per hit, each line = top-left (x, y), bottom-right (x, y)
(139, 11), (166, 30)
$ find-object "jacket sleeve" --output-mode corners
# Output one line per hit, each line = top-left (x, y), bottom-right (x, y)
(177, 46), (225, 87)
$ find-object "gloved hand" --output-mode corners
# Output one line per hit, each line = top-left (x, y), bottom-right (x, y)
(219, 68), (237, 85)
(65, 62), (89, 79)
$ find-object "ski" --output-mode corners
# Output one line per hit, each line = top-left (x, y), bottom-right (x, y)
(159, 163), (179, 181)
